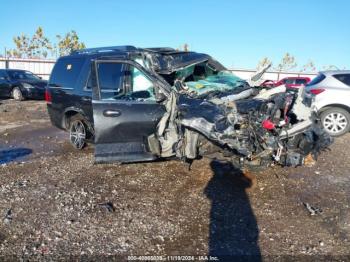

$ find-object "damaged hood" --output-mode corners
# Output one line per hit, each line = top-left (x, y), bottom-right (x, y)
(143, 50), (226, 74)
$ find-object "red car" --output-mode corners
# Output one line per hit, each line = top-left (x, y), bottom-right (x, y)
(261, 77), (311, 89)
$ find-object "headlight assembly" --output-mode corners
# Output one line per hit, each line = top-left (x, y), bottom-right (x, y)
(22, 83), (35, 89)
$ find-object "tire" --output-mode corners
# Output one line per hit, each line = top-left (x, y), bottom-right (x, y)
(320, 107), (350, 137)
(68, 114), (89, 150)
(12, 87), (24, 101)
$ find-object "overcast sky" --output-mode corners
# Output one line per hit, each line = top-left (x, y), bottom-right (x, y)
(1, 0), (349, 69)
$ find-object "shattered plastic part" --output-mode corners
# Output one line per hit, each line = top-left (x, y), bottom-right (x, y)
(155, 88), (333, 168)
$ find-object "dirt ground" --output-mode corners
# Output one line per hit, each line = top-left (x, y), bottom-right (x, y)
(1, 99), (350, 260)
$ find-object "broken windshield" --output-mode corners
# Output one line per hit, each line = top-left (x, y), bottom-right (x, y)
(184, 71), (246, 95)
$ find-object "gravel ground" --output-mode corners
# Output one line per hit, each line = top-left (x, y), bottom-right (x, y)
(0, 99), (350, 261)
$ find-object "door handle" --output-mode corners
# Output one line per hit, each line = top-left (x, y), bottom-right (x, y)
(103, 109), (121, 117)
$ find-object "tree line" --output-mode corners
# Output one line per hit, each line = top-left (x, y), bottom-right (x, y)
(1, 29), (344, 72)
(256, 53), (344, 73)
(2, 27), (85, 59)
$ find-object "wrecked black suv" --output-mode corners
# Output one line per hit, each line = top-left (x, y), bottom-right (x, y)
(46, 46), (332, 168)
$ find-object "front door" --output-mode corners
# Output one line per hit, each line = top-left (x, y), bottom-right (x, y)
(91, 60), (166, 163)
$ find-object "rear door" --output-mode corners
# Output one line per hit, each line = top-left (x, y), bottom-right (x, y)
(91, 59), (166, 163)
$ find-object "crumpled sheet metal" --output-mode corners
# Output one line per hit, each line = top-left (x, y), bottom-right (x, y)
(156, 92), (179, 158)
(155, 89), (333, 167)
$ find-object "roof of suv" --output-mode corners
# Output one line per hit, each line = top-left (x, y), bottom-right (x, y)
(69, 45), (186, 57)
(63, 45), (225, 75)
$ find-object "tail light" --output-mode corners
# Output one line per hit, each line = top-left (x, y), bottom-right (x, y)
(45, 89), (52, 104)
(310, 88), (325, 95)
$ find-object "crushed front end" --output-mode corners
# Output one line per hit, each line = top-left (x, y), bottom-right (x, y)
(138, 49), (333, 167)
(151, 87), (333, 168)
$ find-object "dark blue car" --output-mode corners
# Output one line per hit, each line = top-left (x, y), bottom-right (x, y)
(0, 69), (47, 100)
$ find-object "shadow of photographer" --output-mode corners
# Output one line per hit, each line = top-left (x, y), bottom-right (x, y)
(204, 160), (261, 261)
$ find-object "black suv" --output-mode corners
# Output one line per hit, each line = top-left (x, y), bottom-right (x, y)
(47, 46), (227, 163)
(47, 46), (332, 167)
(0, 69), (47, 100)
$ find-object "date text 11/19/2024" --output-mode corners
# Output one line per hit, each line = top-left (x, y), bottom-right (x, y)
(127, 255), (219, 261)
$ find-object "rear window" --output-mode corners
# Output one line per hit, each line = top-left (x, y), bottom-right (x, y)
(307, 74), (326, 86)
(49, 58), (85, 88)
(334, 74), (350, 86)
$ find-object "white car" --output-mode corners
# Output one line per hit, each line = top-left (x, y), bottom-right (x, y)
(305, 71), (350, 136)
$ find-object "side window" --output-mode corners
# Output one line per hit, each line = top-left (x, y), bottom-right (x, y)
(95, 62), (156, 101)
(284, 78), (294, 85)
(334, 74), (350, 86)
(295, 79), (307, 85)
(97, 62), (125, 100)
(49, 58), (85, 88)
(131, 66), (155, 101)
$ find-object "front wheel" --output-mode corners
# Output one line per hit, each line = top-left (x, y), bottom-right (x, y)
(69, 115), (88, 150)
(12, 87), (24, 101)
(320, 107), (350, 137)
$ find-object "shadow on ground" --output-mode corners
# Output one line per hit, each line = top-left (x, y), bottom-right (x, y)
(205, 160), (261, 261)
(0, 148), (33, 164)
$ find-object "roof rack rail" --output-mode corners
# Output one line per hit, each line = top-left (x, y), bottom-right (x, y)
(71, 45), (137, 55)
(143, 47), (176, 52)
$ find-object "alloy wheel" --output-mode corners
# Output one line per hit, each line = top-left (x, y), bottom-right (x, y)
(323, 112), (348, 135)
(13, 88), (22, 100)
(69, 120), (86, 149)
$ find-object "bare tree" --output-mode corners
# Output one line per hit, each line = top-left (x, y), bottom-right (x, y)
(275, 53), (297, 72)
(30, 27), (52, 58)
(56, 31), (86, 56)
(7, 33), (31, 58)
(301, 60), (316, 72)
(322, 65), (339, 70)
(176, 43), (190, 52)
(183, 43), (189, 52)
(7, 27), (52, 58)
(256, 57), (272, 70)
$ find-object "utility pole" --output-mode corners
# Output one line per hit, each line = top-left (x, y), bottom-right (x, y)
(4, 47), (9, 69)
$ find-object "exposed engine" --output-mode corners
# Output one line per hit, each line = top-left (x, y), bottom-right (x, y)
(153, 87), (333, 168)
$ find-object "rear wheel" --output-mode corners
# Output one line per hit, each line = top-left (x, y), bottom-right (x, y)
(69, 115), (88, 150)
(320, 107), (350, 137)
(12, 87), (24, 101)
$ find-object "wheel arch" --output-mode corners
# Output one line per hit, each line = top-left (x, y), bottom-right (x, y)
(319, 104), (350, 114)
(62, 108), (87, 130)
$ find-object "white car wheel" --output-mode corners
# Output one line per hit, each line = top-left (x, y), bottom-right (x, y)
(321, 108), (350, 137)
(12, 87), (24, 101)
